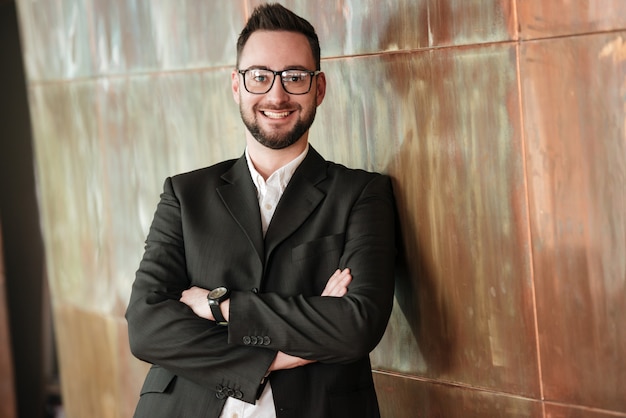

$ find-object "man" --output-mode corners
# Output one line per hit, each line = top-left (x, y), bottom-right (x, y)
(126, 3), (396, 417)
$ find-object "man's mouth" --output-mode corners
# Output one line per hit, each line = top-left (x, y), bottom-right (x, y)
(262, 110), (293, 119)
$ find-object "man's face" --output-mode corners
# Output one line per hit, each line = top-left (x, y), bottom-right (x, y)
(232, 30), (326, 150)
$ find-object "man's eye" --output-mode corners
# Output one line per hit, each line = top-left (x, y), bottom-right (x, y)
(284, 73), (306, 82)
(252, 74), (268, 82)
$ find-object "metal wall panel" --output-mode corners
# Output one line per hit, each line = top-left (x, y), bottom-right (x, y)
(518, 0), (626, 40)
(16, 0), (93, 80)
(315, 47), (538, 396)
(521, 32), (626, 412)
(0, 223), (17, 418)
(374, 372), (542, 418)
(249, 0), (516, 57)
(26, 62), (244, 417)
(17, 0), (247, 81)
(545, 404), (626, 418)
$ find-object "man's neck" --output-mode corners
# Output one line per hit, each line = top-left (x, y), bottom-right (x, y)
(246, 136), (309, 180)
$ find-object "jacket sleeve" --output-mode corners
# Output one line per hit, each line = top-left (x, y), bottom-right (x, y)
(125, 177), (275, 404)
(227, 174), (396, 364)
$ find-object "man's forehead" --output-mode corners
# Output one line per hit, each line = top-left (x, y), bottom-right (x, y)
(240, 30), (314, 63)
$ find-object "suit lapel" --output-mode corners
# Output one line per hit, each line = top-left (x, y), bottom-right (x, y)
(216, 156), (264, 263)
(264, 147), (327, 260)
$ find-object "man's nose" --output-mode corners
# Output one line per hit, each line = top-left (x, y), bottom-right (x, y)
(265, 76), (290, 101)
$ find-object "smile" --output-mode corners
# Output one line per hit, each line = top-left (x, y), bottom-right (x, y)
(262, 110), (293, 119)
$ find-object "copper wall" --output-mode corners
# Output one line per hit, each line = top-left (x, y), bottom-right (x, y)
(15, 1), (626, 417)
(0, 222), (17, 418)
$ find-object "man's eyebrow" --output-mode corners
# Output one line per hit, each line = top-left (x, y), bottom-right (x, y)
(242, 65), (270, 70)
(242, 65), (311, 71)
(283, 67), (312, 72)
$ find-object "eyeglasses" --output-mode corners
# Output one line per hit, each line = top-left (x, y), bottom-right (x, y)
(237, 68), (321, 95)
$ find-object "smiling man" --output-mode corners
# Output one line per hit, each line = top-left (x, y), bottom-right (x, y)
(125, 4), (396, 418)
(235, 31), (322, 151)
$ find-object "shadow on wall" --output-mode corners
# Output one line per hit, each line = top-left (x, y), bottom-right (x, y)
(380, 0), (458, 378)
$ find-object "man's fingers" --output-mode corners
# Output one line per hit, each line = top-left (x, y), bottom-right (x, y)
(323, 269), (343, 296)
(320, 270), (338, 296)
(179, 286), (212, 319)
(321, 268), (352, 297)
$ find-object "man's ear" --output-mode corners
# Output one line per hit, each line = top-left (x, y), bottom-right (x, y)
(315, 72), (327, 106)
(231, 70), (241, 104)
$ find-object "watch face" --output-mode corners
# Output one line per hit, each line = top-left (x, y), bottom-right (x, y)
(209, 287), (228, 299)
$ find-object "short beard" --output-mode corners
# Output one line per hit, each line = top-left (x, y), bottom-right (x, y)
(241, 106), (317, 150)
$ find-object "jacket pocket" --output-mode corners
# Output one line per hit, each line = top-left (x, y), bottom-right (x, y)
(291, 233), (345, 262)
(140, 365), (177, 395)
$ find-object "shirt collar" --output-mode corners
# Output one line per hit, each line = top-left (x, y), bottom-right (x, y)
(245, 144), (309, 192)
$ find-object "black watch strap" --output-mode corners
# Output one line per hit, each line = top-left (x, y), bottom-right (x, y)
(208, 300), (228, 325)
(207, 287), (230, 326)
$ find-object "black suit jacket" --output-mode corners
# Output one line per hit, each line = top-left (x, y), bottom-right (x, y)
(126, 147), (396, 418)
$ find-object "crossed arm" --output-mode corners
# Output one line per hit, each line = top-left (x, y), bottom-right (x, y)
(179, 268), (353, 372)
(126, 172), (395, 403)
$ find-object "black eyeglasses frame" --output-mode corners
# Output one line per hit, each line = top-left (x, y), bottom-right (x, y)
(237, 68), (321, 95)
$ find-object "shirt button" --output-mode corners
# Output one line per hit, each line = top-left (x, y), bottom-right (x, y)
(264, 203), (272, 210)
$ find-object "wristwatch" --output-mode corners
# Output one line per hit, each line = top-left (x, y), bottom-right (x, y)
(207, 286), (230, 326)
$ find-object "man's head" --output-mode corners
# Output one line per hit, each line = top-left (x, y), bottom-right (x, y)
(236, 3), (321, 71)
(232, 4), (326, 151)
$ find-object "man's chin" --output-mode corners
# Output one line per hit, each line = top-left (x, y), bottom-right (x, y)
(255, 136), (298, 150)
(244, 113), (313, 150)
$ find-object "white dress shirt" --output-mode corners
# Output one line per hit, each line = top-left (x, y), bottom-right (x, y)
(219, 145), (309, 418)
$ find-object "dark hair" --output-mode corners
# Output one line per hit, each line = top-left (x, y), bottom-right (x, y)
(236, 3), (321, 70)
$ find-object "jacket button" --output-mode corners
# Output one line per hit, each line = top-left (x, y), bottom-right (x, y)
(263, 336), (271, 345)
(251, 288), (259, 294)
(250, 336), (258, 345)
(215, 385), (226, 399)
(243, 336), (251, 345)
(235, 390), (243, 399)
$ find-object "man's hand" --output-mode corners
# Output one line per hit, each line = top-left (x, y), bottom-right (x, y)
(180, 287), (230, 322)
(321, 268), (352, 297)
(268, 351), (315, 372)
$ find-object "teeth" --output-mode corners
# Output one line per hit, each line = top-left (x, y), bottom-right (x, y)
(263, 111), (291, 119)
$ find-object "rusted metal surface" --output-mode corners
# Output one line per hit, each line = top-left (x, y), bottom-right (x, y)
(249, 0), (516, 57)
(13, 0), (626, 417)
(26, 68), (244, 415)
(0, 223), (17, 418)
(521, 32), (626, 412)
(373, 372), (542, 418)
(16, 1), (247, 80)
(518, 0), (626, 40)
(545, 404), (626, 418)
(318, 46), (539, 396)
(52, 304), (148, 418)
(18, 0), (520, 79)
